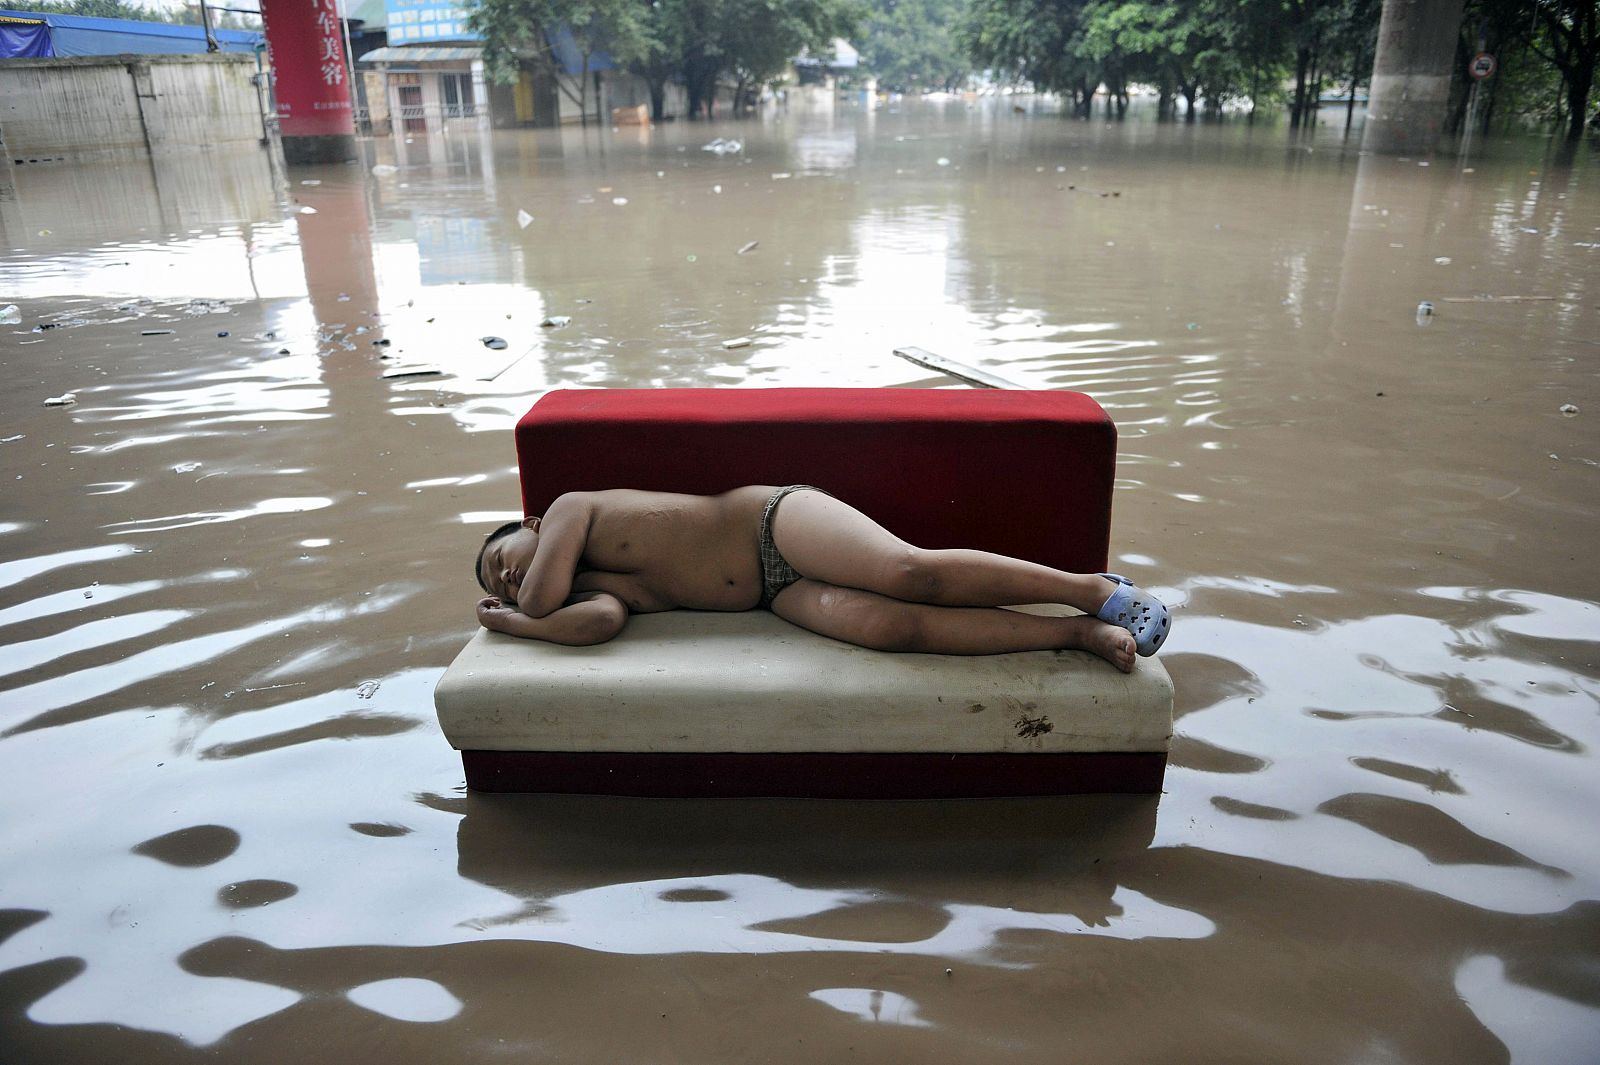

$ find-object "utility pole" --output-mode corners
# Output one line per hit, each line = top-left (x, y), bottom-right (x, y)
(1361, 0), (1466, 154)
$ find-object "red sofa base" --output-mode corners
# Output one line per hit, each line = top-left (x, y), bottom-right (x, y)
(461, 750), (1168, 798)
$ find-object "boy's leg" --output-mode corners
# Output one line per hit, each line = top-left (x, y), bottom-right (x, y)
(769, 489), (1116, 612)
(770, 580), (1136, 672)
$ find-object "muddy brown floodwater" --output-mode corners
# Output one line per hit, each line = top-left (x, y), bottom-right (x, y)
(1, 98), (1597, 1063)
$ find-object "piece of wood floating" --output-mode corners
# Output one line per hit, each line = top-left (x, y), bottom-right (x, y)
(893, 346), (1026, 389)
(479, 345), (536, 382)
(1440, 295), (1557, 303)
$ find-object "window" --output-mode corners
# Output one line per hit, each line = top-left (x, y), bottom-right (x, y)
(441, 73), (475, 118)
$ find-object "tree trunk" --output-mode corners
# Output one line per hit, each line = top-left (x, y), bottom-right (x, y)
(1183, 84), (1197, 122)
(578, 58), (590, 127)
(649, 78), (666, 121)
(1290, 46), (1311, 127)
(1566, 59), (1594, 140)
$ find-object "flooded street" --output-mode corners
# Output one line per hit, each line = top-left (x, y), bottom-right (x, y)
(2, 99), (1598, 1062)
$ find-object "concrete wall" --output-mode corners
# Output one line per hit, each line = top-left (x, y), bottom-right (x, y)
(0, 53), (267, 160)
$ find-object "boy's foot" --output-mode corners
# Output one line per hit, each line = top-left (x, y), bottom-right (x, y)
(1080, 618), (1137, 673)
(1095, 574), (1171, 657)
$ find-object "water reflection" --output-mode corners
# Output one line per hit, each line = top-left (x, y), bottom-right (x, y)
(1, 102), (1597, 1059)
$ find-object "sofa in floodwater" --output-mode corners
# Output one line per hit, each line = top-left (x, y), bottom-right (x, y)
(433, 388), (1174, 796)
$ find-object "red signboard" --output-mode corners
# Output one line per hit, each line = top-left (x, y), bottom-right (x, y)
(260, 0), (355, 138)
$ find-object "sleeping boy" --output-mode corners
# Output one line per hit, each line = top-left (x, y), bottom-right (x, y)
(474, 485), (1170, 673)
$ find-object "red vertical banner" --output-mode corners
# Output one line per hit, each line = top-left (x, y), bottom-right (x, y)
(260, 0), (355, 138)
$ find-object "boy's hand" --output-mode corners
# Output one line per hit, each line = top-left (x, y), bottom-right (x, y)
(474, 591), (628, 645)
(476, 595), (519, 633)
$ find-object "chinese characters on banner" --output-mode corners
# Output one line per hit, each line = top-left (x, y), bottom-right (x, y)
(259, 0), (355, 138)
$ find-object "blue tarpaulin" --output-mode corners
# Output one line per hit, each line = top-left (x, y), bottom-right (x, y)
(0, 13), (51, 57)
(546, 26), (614, 75)
(0, 9), (261, 56)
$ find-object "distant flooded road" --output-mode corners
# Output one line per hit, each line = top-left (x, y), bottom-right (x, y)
(2, 99), (1597, 1063)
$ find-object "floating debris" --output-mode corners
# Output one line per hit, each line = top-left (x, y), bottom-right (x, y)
(721, 337), (752, 349)
(1560, 403), (1580, 416)
(42, 392), (77, 406)
(141, 329), (174, 336)
(516, 209), (534, 229)
(1, 304), (21, 324)
(540, 316), (571, 328)
(612, 197), (629, 206)
(381, 365), (443, 379)
(712, 184), (723, 194)
(737, 240), (759, 255)
(1433, 257), (1452, 265)
(371, 164), (398, 176)
(770, 172), (792, 180)
(1441, 295), (1555, 303)
(301, 179), (322, 186)
(936, 157), (951, 167)
(481, 336), (508, 350)
(702, 138), (742, 155)
(298, 205), (317, 215)
(357, 680), (381, 699)
(1416, 301), (1435, 324)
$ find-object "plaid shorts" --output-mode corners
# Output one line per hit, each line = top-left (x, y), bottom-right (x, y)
(758, 485), (829, 606)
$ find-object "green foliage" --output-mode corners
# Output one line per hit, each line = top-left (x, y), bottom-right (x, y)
(962, 0), (1589, 136)
(470, 0), (651, 88)
(857, 0), (972, 91)
(11, 0), (172, 19)
(468, 0), (860, 115)
(962, 0), (1096, 98)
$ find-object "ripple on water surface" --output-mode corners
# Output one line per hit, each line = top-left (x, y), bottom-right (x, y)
(1, 104), (1597, 1061)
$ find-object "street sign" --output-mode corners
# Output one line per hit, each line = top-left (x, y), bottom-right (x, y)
(1469, 52), (1497, 80)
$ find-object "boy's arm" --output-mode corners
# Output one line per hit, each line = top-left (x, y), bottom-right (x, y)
(518, 492), (595, 618)
(477, 591), (627, 646)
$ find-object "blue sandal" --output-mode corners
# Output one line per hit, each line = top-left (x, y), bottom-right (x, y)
(1096, 574), (1171, 657)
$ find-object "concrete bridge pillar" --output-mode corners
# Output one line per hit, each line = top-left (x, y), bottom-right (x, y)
(1361, 0), (1466, 154)
(259, 0), (358, 163)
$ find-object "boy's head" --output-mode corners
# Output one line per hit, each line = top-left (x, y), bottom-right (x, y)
(474, 516), (542, 600)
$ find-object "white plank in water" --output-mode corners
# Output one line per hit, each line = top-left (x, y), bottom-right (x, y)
(892, 346), (1026, 390)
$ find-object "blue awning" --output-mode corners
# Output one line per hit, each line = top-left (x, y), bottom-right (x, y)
(357, 45), (480, 65)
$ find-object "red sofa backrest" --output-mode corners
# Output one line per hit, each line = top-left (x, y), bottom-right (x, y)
(516, 388), (1115, 574)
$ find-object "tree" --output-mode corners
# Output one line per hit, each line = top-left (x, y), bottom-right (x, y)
(635, 0), (860, 118)
(1529, 0), (1599, 138)
(962, 0), (1099, 113)
(858, 0), (973, 92)
(469, 0), (651, 123)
